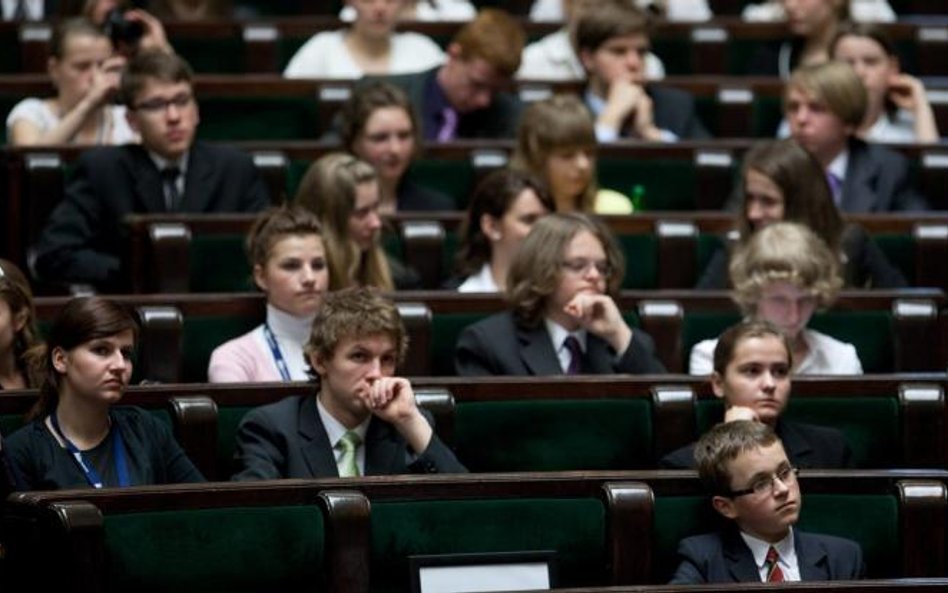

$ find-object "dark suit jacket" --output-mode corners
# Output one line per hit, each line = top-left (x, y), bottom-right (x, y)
(840, 138), (928, 213)
(660, 419), (854, 469)
(33, 142), (270, 289)
(455, 310), (666, 376)
(232, 395), (466, 480)
(398, 177), (456, 211)
(649, 84), (711, 140)
(370, 67), (523, 140)
(669, 527), (865, 583)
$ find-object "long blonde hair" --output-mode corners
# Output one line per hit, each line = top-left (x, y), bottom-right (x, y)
(294, 153), (393, 291)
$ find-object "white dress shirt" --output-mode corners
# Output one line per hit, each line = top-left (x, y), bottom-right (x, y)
(316, 396), (370, 476)
(740, 528), (801, 582)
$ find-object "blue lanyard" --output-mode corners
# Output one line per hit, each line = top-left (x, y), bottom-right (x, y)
(50, 411), (130, 488)
(262, 324), (292, 381)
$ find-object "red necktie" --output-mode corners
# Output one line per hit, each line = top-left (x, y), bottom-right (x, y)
(765, 546), (785, 582)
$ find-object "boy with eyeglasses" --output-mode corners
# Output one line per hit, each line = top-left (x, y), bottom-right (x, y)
(662, 320), (852, 469)
(33, 50), (269, 291)
(669, 419), (864, 583)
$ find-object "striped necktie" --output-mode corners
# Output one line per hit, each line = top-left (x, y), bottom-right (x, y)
(764, 546), (785, 582)
(337, 430), (362, 477)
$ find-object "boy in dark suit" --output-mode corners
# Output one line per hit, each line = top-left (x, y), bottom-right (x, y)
(661, 320), (852, 470)
(233, 287), (466, 480)
(575, 0), (709, 142)
(669, 420), (865, 583)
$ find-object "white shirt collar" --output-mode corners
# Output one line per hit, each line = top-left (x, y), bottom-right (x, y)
(148, 150), (189, 177)
(740, 528), (799, 581)
(266, 303), (314, 345)
(544, 318), (587, 373)
(316, 395), (370, 474)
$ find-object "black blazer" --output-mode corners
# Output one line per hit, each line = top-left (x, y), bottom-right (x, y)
(660, 419), (854, 469)
(369, 67), (523, 140)
(840, 137), (928, 213)
(397, 177), (456, 211)
(669, 527), (865, 583)
(455, 310), (666, 376)
(649, 84), (711, 140)
(33, 142), (270, 289)
(232, 395), (466, 480)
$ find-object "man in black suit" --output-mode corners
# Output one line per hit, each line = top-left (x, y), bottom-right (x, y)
(369, 8), (525, 142)
(32, 50), (270, 290)
(575, 0), (709, 142)
(661, 320), (852, 469)
(669, 420), (864, 584)
(233, 288), (466, 480)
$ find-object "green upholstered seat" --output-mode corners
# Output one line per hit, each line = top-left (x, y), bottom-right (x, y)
(616, 233), (659, 289)
(456, 398), (653, 471)
(181, 314), (260, 382)
(174, 38), (244, 74)
(431, 311), (490, 376)
(197, 96), (320, 141)
(189, 235), (256, 293)
(371, 497), (608, 592)
(873, 233), (916, 286)
(216, 404), (257, 479)
(598, 158), (696, 211)
(103, 505), (325, 592)
(695, 396), (901, 468)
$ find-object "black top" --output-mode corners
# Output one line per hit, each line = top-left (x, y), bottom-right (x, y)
(397, 177), (456, 211)
(6, 406), (205, 490)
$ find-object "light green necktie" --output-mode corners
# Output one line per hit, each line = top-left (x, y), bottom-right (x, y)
(337, 430), (362, 477)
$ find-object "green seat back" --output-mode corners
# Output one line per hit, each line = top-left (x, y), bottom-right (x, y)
(651, 38), (692, 76)
(696, 396), (900, 468)
(654, 493), (899, 581)
(217, 405), (257, 479)
(189, 235), (255, 293)
(197, 97), (319, 141)
(809, 311), (893, 373)
(598, 158), (696, 211)
(181, 314), (261, 382)
(456, 399), (653, 471)
(0, 414), (22, 439)
(105, 505), (324, 592)
(682, 311), (742, 370)
(617, 233), (659, 289)
(371, 498), (607, 592)
(431, 311), (491, 376)
(408, 160), (475, 209)
(873, 233), (915, 286)
(174, 38), (244, 74)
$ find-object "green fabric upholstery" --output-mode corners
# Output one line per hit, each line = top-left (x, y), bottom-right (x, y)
(431, 312), (490, 376)
(873, 234), (915, 286)
(181, 314), (261, 382)
(104, 506), (324, 592)
(217, 405), (256, 479)
(371, 498), (607, 592)
(196, 97), (320, 141)
(808, 311), (893, 373)
(598, 158), (696, 211)
(404, 161), (476, 209)
(617, 233), (659, 289)
(456, 399), (653, 471)
(654, 493), (900, 582)
(189, 235), (256, 293)
(174, 38), (244, 74)
(696, 396), (901, 468)
(682, 311), (742, 370)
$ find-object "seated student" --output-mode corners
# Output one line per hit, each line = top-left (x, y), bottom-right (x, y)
(518, 0), (666, 82)
(703, 139), (906, 289)
(781, 61), (928, 212)
(295, 152), (416, 290)
(691, 222), (862, 376)
(232, 287), (467, 480)
(743, 0), (894, 24)
(284, 0), (443, 79)
(455, 212), (666, 376)
(451, 169), (554, 292)
(370, 8), (525, 141)
(339, 0), (476, 21)
(669, 420), (865, 583)
(0, 259), (41, 391)
(529, 0), (712, 22)
(6, 297), (204, 490)
(663, 320), (853, 469)
(208, 207), (329, 383)
(32, 50), (270, 291)
(575, 0), (709, 142)
(830, 22), (940, 144)
(745, 0), (849, 78)
(6, 18), (143, 146)
(511, 94), (634, 215)
(338, 81), (454, 213)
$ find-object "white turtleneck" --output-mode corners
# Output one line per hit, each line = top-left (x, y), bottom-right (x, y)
(254, 304), (315, 381)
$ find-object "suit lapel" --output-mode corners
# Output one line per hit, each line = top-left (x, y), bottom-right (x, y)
(585, 335), (617, 373)
(364, 418), (402, 475)
(723, 529), (762, 582)
(517, 324), (564, 375)
(181, 142), (214, 212)
(841, 140), (879, 213)
(298, 397), (341, 477)
(796, 532), (830, 580)
(130, 147), (168, 213)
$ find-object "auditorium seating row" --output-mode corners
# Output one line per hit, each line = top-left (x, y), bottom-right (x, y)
(3, 469), (947, 591)
(2, 373), (947, 481)
(2, 17), (946, 77)
(3, 75), (947, 143)
(29, 289), (948, 380)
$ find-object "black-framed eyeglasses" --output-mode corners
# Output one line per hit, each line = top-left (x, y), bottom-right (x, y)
(133, 92), (193, 114)
(726, 465), (799, 498)
(560, 258), (613, 278)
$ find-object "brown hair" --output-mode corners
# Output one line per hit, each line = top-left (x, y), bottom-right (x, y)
(246, 206), (324, 268)
(455, 169), (554, 277)
(711, 319), (792, 377)
(695, 420), (781, 496)
(50, 17), (108, 59)
(507, 212), (624, 328)
(339, 81), (420, 158)
(786, 61), (867, 129)
(511, 95), (598, 212)
(451, 8), (525, 78)
(739, 139), (844, 250)
(305, 287), (407, 371)
(830, 21), (900, 118)
(26, 297), (139, 421)
(121, 50), (194, 106)
(0, 259), (40, 388)
(574, 0), (649, 54)
(294, 152), (393, 291)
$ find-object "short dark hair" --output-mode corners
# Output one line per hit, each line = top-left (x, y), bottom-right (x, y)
(695, 420), (781, 496)
(712, 320), (792, 376)
(246, 206), (324, 269)
(340, 81), (420, 156)
(305, 287), (407, 368)
(121, 50), (193, 106)
(50, 17), (106, 59)
(574, 0), (650, 55)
